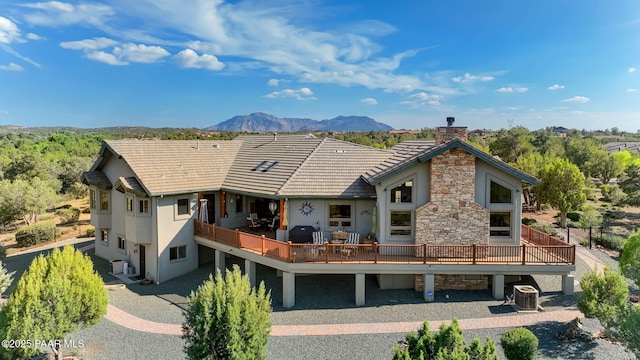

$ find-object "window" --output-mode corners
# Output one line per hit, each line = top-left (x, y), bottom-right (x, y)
(138, 199), (149, 214)
(100, 229), (109, 245)
(390, 210), (412, 236)
(328, 204), (352, 228)
(125, 196), (134, 214)
(490, 212), (512, 237)
(235, 194), (243, 213)
(100, 190), (110, 211)
(490, 181), (512, 204)
(117, 236), (126, 251)
(177, 198), (190, 216)
(390, 180), (413, 203)
(89, 189), (96, 209)
(170, 245), (187, 261)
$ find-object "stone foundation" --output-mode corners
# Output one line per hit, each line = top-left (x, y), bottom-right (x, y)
(415, 274), (489, 291)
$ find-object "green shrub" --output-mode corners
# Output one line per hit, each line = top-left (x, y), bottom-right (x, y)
(55, 207), (80, 224)
(0, 246), (6, 262)
(15, 221), (56, 247)
(566, 212), (581, 222)
(530, 223), (558, 236)
(596, 233), (626, 251)
(85, 226), (95, 237)
(39, 213), (55, 221)
(522, 218), (537, 226)
(500, 327), (538, 360)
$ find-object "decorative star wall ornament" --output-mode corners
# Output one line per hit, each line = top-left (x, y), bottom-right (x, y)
(299, 201), (314, 216)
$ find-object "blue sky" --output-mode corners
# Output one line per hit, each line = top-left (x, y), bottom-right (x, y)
(1, 1), (639, 131)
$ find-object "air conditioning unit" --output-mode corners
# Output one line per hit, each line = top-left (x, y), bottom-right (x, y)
(514, 285), (538, 311)
(110, 259), (124, 274)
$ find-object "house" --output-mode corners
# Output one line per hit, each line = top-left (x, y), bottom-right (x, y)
(83, 119), (575, 307)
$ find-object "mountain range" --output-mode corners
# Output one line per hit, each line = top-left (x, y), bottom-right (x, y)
(204, 112), (394, 132)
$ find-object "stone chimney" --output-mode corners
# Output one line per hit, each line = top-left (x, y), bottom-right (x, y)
(435, 117), (468, 144)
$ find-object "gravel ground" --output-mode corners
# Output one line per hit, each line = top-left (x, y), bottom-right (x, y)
(4, 242), (638, 359)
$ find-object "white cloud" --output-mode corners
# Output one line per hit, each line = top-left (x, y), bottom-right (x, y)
(548, 84), (565, 90)
(174, 49), (224, 70)
(26, 33), (43, 40)
(561, 96), (590, 104)
(0, 16), (21, 44)
(401, 92), (442, 107)
(627, 88), (638, 93)
(629, 67), (637, 73)
(267, 79), (280, 86)
(0, 62), (24, 71)
(60, 37), (117, 50)
(264, 87), (316, 100)
(113, 43), (170, 63)
(360, 97), (377, 105)
(496, 87), (527, 93)
(20, 1), (114, 27)
(86, 51), (128, 66)
(452, 73), (494, 83)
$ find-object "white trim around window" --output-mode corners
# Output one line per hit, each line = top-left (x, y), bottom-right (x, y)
(117, 235), (126, 253)
(138, 198), (150, 217)
(125, 195), (134, 215)
(174, 196), (192, 220)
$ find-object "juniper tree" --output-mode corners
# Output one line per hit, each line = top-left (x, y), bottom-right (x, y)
(182, 265), (272, 360)
(0, 246), (107, 360)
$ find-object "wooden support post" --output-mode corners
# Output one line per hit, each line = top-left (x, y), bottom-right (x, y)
(373, 242), (378, 264)
(521, 244), (526, 265)
(472, 244), (477, 264)
(261, 235), (265, 255)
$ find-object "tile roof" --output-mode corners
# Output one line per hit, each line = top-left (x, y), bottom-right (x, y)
(96, 139), (243, 196)
(364, 138), (539, 186)
(363, 139), (436, 184)
(114, 176), (147, 197)
(81, 170), (112, 189)
(278, 138), (390, 197)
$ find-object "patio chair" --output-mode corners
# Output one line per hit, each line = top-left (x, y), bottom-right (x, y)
(246, 217), (261, 232)
(341, 232), (360, 259)
(267, 216), (279, 233)
(312, 231), (327, 256)
(249, 213), (259, 221)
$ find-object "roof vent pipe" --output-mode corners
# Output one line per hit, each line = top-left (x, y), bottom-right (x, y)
(273, 132), (277, 141)
(446, 117), (455, 127)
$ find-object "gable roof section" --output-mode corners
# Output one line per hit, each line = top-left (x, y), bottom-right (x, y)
(278, 138), (391, 198)
(81, 170), (112, 189)
(114, 176), (148, 197)
(363, 139), (436, 184)
(365, 138), (540, 186)
(95, 139), (243, 196)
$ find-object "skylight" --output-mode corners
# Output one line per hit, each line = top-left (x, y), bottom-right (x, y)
(261, 161), (279, 172)
(251, 161), (268, 171)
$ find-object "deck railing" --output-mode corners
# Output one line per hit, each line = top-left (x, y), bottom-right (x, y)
(194, 221), (575, 265)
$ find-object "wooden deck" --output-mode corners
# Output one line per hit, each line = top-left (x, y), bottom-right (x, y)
(194, 221), (575, 266)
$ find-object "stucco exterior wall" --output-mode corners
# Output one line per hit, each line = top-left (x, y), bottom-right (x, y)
(155, 194), (198, 283)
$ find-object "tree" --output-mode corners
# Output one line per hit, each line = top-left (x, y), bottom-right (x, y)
(619, 164), (640, 206)
(0, 246), (107, 360)
(578, 206), (603, 229)
(595, 154), (624, 184)
(182, 265), (272, 360)
(577, 265), (629, 337)
(620, 231), (640, 288)
(514, 152), (556, 208)
(620, 306), (640, 357)
(537, 158), (586, 228)
(488, 126), (533, 164)
(565, 138), (608, 178)
(393, 319), (497, 360)
(0, 264), (14, 296)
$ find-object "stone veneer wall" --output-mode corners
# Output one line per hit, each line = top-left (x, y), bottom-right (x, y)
(415, 274), (489, 291)
(414, 148), (490, 246)
(413, 136), (490, 292)
(435, 127), (468, 144)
